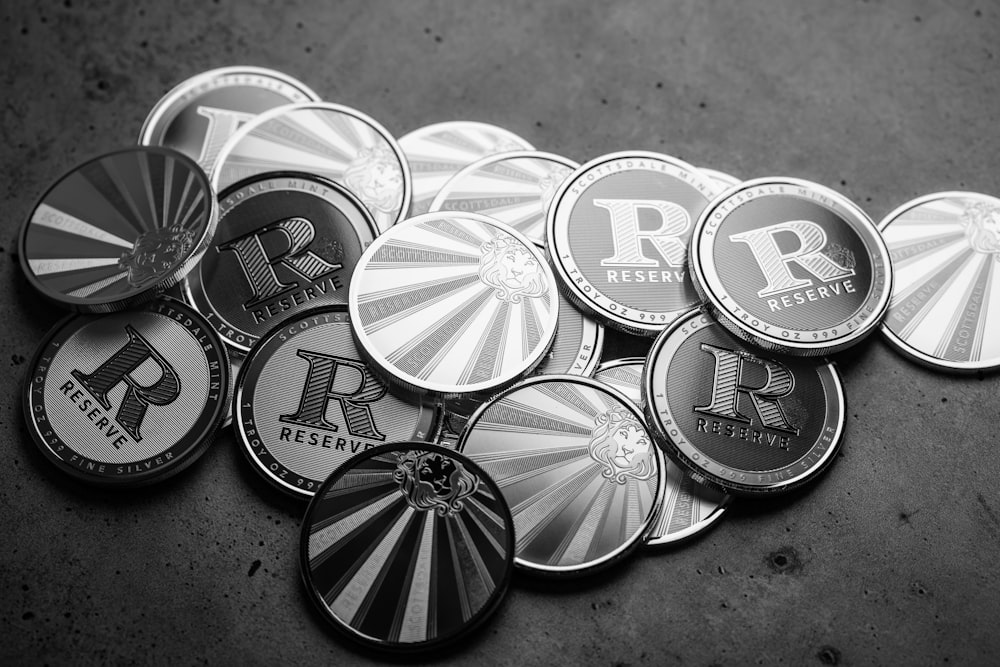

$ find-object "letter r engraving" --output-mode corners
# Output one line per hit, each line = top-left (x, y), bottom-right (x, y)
(694, 343), (798, 434)
(595, 199), (691, 267)
(71, 325), (181, 442)
(729, 220), (854, 298)
(195, 106), (257, 171)
(218, 217), (341, 309)
(280, 350), (387, 440)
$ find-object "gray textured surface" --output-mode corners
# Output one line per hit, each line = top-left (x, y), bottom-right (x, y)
(3, 0), (999, 664)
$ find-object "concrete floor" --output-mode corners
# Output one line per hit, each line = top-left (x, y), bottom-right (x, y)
(2, 0), (999, 664)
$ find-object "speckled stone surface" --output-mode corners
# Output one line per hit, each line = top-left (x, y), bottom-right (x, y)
(2, 1), (999, 665)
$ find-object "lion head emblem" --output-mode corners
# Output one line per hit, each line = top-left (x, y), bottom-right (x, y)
(478, 233), (548, 304)
(344, 145), (404, 215)
(393, 451), (480, 516)
(960, 201), (1000, 258)
(588, 405), (656, 485)
(118, 226), (198, 287)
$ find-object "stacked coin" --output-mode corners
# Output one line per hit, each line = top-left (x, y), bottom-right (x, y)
(17, 64), (993, 654)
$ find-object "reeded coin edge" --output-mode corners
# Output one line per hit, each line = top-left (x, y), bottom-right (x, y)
(22, 297), (229, 487)
(348, 212), (560, 400)
(690, 177), (892, 356)
(642, 309), (846, 496)
(182, 170), (379, 353)
(19, 146), (218, 314)
(877, 191), (1000, 373)
(298, 441), (515, 653)
(138, 65), (322, 147)
(546, 150), (717, 336)
(457, 373), (666, 576)
(210, 101), (412, 230)
(234, 305), (441, 499)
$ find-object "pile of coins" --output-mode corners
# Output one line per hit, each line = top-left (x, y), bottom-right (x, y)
(18, 66), (1000, 654)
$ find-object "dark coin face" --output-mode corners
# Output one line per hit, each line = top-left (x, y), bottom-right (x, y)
(184, 172), (378, 352)
(879, 191), (1000, 371)
(300, 442), (514, 653)
(349, 212), (559, 399)
(547, 151), (720, 335)
(592, 358), (729, 546)
(212, 102), (411, 233)
(23, 298), (228, 487)
(430, 151), (578, 247)
(139, 66), (319, 174)
(691, 178), (891, 355)
(643, 310), (844, 495)
(235, 307), (438, 499)
(458, 375), (664, 576)
(399, 121), (534, 216)
(20, 147), (215, 313)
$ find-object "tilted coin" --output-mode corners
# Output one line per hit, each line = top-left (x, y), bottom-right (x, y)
(183, 172), (378, 353)
(212, 102), (411, 232)
(221, 348), (244, 428)
(19, 147), (216, 313)
(430, 151), (578, 247)
(458, 375), (664, 576)
(700, 167), (741, 190)
(23, 297), (228, 487)
(398, 121), (533, 216)
(878, 192), (1000, 372)
(592, 358), (729, 546)
(301, 442), (514, 653)
(349, 212), (559, 399)
(690, 178), (892, 355)
(235, 306), (438, 499)
(138, 66), (320, 174)
(643, 310), (845, 496)
(546, 151), (720, 336)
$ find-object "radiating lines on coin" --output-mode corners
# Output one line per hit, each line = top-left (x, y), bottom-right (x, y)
(554, 477), (616, 566)
(889, 248), (976, 337)
(367, 240), (481, 268)
(595, 365), (643, 404)
(474, 399), (594, 437)
(535, 382), (604, 422)
(66, 272), (129, 298)
(464, 494), (509, 532)
(932, 254), (994, 362)
(28, 257), (122, 276)
(260, 115), (353, 163)
(309, 490), (402, 559)
(30, 203), (136, 250)
(463, 301), (511, 385)
(522, 294), (542, 360)
(451, 511), (497, 601)
(357, 274), (483, 332)
(886, 230), (967, 268)
(324, 469), (396, 497)
(395, 511), (436, 644)
(140, 152), (162, 230)
(103, 153), (155, 235)
(419, 216), (494, 248)
(469, 446), (592, 486)
(510, 461), (602, 553)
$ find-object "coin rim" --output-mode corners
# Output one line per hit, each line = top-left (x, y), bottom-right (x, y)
(348, 212), (560, 400)
(642, 308), (846, 496)
(138, 65), (321, 149)
(689, 176), (892, 355)
(182, 170), (379, 353)
(19, 146), (218, 313)
(545, 150), (717, 336)
(234, 305), (441, 499)
(877, 190), (1000, 372)
(428, 150), (580, 248)
(457, 373), (666, 576)
(21, 296), (229, 487)
(298, 440), (515, 653)
(209, 101), (412, 231)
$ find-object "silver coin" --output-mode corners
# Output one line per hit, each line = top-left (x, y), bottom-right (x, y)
(23, 297), (228, 487)
(546, 151), (719, 336)
(592, 358), (729, 546)
(430, 151), (578, 247)
(349, 212), (559, 399)
(457, 375), (664, 576)
(139, 66), (320, 175)
(184, 172), (378, 353)
(879, 192), (1000, 372)
(221, 349), (244, 428)
(212, 102), (411, 232)
(644, 310), (845, 496)
(19, 147), (216, 313)
(398, 121), (533, 216)
(235, 307), (438, 499)
(690, 178), (892, 355)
